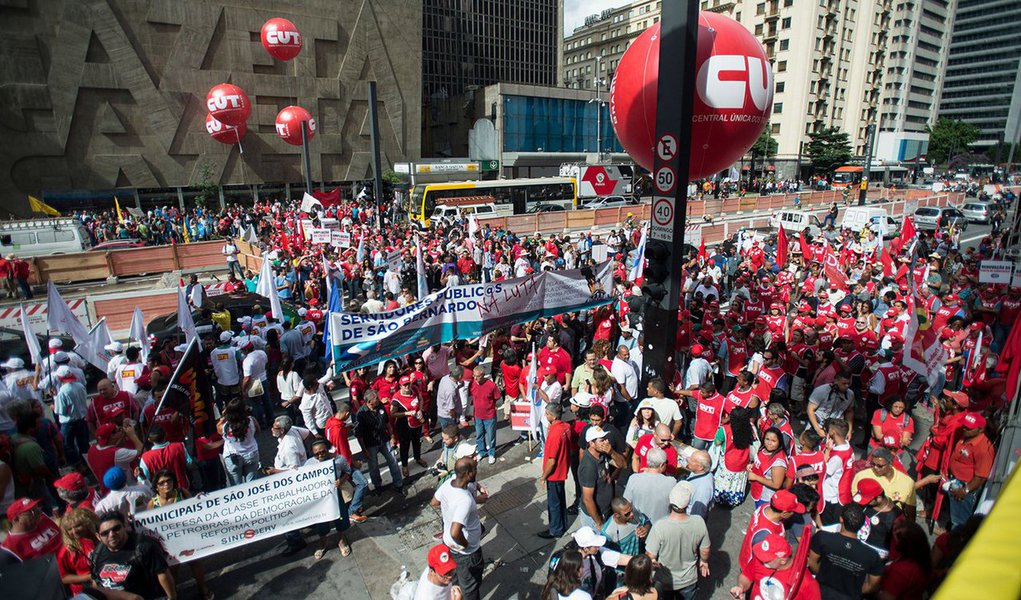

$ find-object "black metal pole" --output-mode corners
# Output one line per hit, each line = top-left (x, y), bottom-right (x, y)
(796, 140), (804, 182)
(300, 120), (314, 194)
(858, 123), (876, 205)
(367, 81), (385, 229)
(640, 0), (699, 391)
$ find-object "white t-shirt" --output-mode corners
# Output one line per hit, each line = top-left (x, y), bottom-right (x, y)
(611, 357), (639, 402)
(433, 479), (481, 555)
(647, 396), (683, 426)
(242, 349), (269, 382)
(559, 590), (593, 600)
(116, 362), (146, 396)
(412, 569), (453, 600)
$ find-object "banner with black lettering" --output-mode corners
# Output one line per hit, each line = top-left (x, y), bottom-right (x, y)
(134, 462), (340, 563)
(153, 337), (216, 438)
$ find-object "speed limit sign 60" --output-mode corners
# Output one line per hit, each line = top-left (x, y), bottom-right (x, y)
(655, 167), (676, 193)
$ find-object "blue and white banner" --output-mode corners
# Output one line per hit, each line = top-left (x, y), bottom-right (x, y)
(328, 262), (615, 371)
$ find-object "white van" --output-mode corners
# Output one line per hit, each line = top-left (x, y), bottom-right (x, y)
(840, 206), (900, 239)
(0, 218), (90, 257)
(430, 203), (498, 228)
(768, 210), (822, 236)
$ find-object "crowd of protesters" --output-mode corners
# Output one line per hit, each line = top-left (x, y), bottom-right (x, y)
(0, 182), (1017, 600)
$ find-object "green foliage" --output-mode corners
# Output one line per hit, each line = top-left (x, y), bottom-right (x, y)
(382, 170), (405, 185)
(806, 125), (852, 177)
(750, 131), (778, 159)
(926, 118), (980, 165)
(194, 161), (219, 208)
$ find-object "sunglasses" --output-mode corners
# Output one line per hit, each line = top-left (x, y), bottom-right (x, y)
(869, 461), (889, 469)
(99, 524), (124, 538)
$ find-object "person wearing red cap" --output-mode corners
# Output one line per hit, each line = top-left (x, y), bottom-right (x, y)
(392, 374), (427, 477)
(1, 497), (61, 560)
(730, 533), (821, 600)
(737, 488), (804, 570)
(86, 421), (142, 494)
(87, 378), (141, 436)
(53, 471), (97, 515)
(943, 411), (994, 529)
(850, 478), (902, 559)
(413, 544), (461, 599)
(808, 503), (883, 598)
(852, 446), (917, 522)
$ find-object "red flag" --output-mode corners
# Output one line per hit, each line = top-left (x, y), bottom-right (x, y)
(776, 224), (789, 267)
(698, 238), (708, 265)
(892, 216), (917, 255)
(996, 316), (1021, 401)
(880, 247), (894, 277)
(798, 230), (812, 261)
(311, 186), (343, 207)
(823, 246), (849, 290)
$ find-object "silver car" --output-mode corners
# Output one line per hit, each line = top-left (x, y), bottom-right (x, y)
(913, 206), (969, 231)
(961, 201), (993, 224)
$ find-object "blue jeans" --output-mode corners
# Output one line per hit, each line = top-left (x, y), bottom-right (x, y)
(60, 419), (89, 467)
(224, 453), (261, 486)
(546, 480), (567, 536)
(364, 445), (404, 490)
(474, 418), (496, 458)
(437, 416), (459, 431)
(949, 488), (980, 530)
(349, 469), (368, 515)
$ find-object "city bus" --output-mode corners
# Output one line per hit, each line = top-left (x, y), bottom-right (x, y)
(831, 165), (864, 189)
(405, 177), (577, 227)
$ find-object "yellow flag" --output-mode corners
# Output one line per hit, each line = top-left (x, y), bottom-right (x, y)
(115, 197), (125, 223)
(28, 195), (60, 217)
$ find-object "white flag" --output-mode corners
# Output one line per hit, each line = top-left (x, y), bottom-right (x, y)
(255, 255), (284, 321)
(46, 281), (90, 345)
(526, 344), (540, 437)
(129, 307), (149, 362)
(355, 233), (365, 263)
(300, 192), (323, 213)
(243, 224), (258, 244)
(177, 287), (198, 344)
(322, 255), (332, 298)
(76, 318), (113, 370)
(20, 303), (41, 366)
(416, 239), (429, 300)
(628, 225), (649, 282)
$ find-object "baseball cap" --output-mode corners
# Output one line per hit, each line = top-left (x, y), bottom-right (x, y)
(427, 544), (457, 575)
(943, 390), (970, 408)
(770, 489), (806, 514)
(664, 481), (692, 511)
(48, 338), (63, 351)
(6, 497), (40, 522)
(54, 471), (87, 491)
(585, 427), (609, 443)
(691, 344), (705, 356)
(53, 351), (69, 363)
(95, 422), (118, 444)
(572, 526), (606, 548)
(219, 331), (233, 342)
(570, 394), (592, 408)
(55, 365), (76, 382)
(962, 412), (986, 430)
(854, 478), (885, 505)
(104, 341), (124, 353)
(1, 357), (25, 370)
(298, 307), (308, 317)
(454, 442), (478, 460)
(752, 533), (792, 563)
(399, 375), (412, 385)
(635, 399), (657, 414)
(968, 322), (984, 331)
(103, 466), (128, 491)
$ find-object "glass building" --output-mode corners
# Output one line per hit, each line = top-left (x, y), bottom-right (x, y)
(502, 95), (623, 154)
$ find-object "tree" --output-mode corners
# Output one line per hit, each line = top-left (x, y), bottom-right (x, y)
(805, 125), (852, 177)
(926, 118), (979, 166)
(194, 161), (219, 208)
(750, 131), (778, 160)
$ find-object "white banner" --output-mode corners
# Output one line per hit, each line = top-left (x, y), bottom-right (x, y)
(331, 231), (352, 248)
(979, 260), (1013, 284)
(310, 228), (332, 244)
(134, 462), (340, 564)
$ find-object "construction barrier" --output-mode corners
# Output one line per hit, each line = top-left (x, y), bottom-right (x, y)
(28, 240), (227, 285)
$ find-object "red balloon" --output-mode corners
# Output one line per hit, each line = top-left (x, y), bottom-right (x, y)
(261, 18), (303, 61)
(275, 106), (316, 146)
(205, 113), (246, 145)
(609, 13), (774, 178)
(206, 84), (251, 127)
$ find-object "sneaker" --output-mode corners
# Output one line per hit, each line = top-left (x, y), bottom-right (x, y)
(487, 456), (496, 465)
(349, 513), (368, 524)
(534, 450), (544, 460)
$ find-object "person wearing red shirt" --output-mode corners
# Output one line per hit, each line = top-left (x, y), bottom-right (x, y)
(677, 380), (727, 449)
(56, 507), (98, 595)
(994, 286), (1021, 351)
(539, 403), (574, 538)
(371, 361), (400, 404)
(631, 425), (680, 475)
(725, 370), (760, 412)
(943, 412), (995, 529)
(142, 400), (186, 443)
(1, 498), (61, 561)
(538, 335), (573, 389)
(869, 397), (915, 457)
(469, 367), (501, 463)
(86, 422), (143, 494)
(730, 533), (821, 600)
(391, 376), (426, 477)
(737, 489), (804, 570)
(456, 249), (476, 277)
(86, 379), (140, 434)
(139, 427), (191, 491)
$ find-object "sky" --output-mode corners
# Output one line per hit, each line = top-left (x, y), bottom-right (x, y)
(563, 0), (631, 36)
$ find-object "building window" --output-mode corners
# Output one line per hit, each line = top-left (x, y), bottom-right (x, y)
(779, 39), (789, 51)
(774, 103), (783, 113)
(778, 61), (787, 72)
(757, 3), (765, 15)
(755, 24), (764, 35)
(782, 17), (791, 28)
(771, 123), (781, 134)
(776, 81), (785, 93)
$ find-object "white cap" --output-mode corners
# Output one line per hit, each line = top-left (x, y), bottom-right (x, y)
(570, 394), (592, 408)
(104, 341), (124, 353)
(585, 427), (609, 443)
(298, 307), (308, 317)
(634, 398), (657, 414)
(55, 365), (74, 380)
(1, 357), (25, 370)
(571, 526), (606, 548)
(53, 351), (69, 363)
(454, 442), (478, 460)
(174, 343), (189, 353)
(219, 331), (233, 343)
(48, 338), (63, 350)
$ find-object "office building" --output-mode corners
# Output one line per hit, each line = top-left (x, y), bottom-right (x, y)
(938, 0), (1021, 153)
(561, 1), (661, 90)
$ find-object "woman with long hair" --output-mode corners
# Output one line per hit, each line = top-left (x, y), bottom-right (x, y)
(608, 554), (657, 600)
(877, 520), (931, 600)
(713, 407), (755, 507)
(626, 401), (660, 449)
(371, 360), (400, 404)
(748, 426), (787, 508)
(277, 354), (303, 425)
(56, 508), (98, 595)
(218, 398), (261, 485)
(542, 549), (590, 600)
(146, 469), (215, 600)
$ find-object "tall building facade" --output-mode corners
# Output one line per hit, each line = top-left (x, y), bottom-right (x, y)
(564, 0), (953, 169)
(422, 0), (563, 157)
(938, 0), (1021, 152)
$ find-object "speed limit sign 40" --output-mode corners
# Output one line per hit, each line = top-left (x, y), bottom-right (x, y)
(655, 166), (676, 193)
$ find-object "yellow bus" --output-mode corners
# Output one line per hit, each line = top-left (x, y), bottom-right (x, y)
(405, 177), (577, 227)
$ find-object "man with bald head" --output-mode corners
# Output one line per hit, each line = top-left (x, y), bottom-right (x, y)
(684, 450), (715, 519)
(86, 379), (140, 436)
(632, 423), (679, 475)
(431, 456), (488, 600)
(624, 446), (676, 524)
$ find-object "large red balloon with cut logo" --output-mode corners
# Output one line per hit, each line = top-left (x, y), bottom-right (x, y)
(260, 18), (303, 61)
(206, 83), (251, 127)
(609, 13), (773, 178)
(275, 106), (316, 146)
(205, 113), (246, 145)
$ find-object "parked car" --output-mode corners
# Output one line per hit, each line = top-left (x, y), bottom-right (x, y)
(583, 196), (638, 209)
(527, 203), (567, 214)
(88, 239), (146, 252)
(960, 201), (993, 224)
(913, 207), (969, 231)
(768, 210), (823, 237)
(146, 291), (299, 347)
(839, 207), (900, 239)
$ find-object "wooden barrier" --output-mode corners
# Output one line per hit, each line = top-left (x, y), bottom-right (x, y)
(91, 288), (181, 333)
(28, 240), (227, 284)
(34, 253), (109, 283)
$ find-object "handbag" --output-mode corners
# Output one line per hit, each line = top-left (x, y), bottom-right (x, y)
(246, 378), (265, 398)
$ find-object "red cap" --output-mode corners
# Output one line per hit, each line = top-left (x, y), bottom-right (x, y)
(770, 302), (782, 310)
(54, 471), (87, 491)
(969, 322), (984, 331)
(854, 478), (884, 505)
(962, 412), (986, 429)
(770, 489), (805, 514)
(6, 497), (40, 522)
(691, 344), (705, 356)
(427, 544), (457, 575)
(944, 390), (970, 408)
(940, 327), (955, 340)
(798, 303), (811, 313)
(838, 304), (852, 313)
(751, 533), (792, 563)
(818, 290), (829, 298)
(96, 423), (118, 444)
(399, 375), (412, 385)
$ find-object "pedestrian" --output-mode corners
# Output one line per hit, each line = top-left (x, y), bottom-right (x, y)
(354, 389), (404, 494)
(56, 508), (99, 595)
(414, 544), (463, 600)
(1, 497), (62, 561)
(139, 426), (191, 491)
(468, 366), (500, 464)
(808, 503), (883, 599)
(218, 398), (261, 485)
(90, 510), (177, 599)
(729, 533), (821, 600)
(579, 427), (626, 531)
(431, 457), (487, 600)
(222, 236), (244, 278)
(539, 402), (572, 539)
(52, 365), (89, 467)
(542, 549), (591, 600)
(683, 450), (714, 519)
(392, 374), (428, 477)
(645, 481), (711, 600)
(145, 470), (215, 599)
(298, 374), (332, 437)
(607, 554), (657, 600)
(436, 365), (466, 430)
(623, 447), (675, 525)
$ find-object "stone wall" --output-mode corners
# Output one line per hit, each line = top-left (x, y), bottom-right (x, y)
(0, 0), (422, 214)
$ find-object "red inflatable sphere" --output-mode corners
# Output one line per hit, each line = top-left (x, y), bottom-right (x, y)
(275, 106), (316, 146)
(206, 83), (251, 127)
(260, 18), (303, 61)
(205, 113), (246, 145)
(609, 13), (774, 178)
